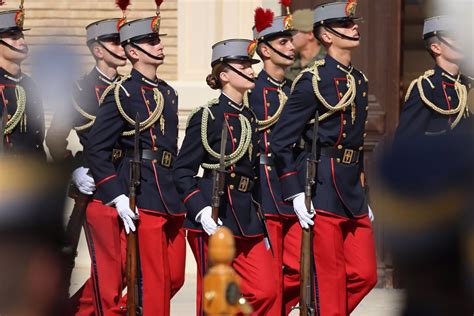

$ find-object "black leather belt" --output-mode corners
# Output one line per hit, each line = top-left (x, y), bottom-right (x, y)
(203, 170), (255, 193)
(259, 154), (274, 165)
(126, 149), (175, 168)
(320, 147), (360, 164)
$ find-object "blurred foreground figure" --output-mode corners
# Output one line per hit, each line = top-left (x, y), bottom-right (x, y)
(376, 128), (474, 315)
(0, 157), (68, 316)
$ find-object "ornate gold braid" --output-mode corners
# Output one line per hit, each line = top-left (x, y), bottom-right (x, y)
(4, 85), (26, 135)
(406, 70), (468, 129)
(198, 100), (253, 170)
(99, 75), (164, 136)
(243, 89), (287, 131)
(291, 60), (357, 124)
(73, 98), (96, 131)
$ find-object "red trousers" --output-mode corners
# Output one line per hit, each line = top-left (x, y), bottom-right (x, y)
(313, 211), (377, 316)
(188, 231), (278, 316)
(266, 217), (302, 315)
(137, 210), (186, 316)
(69, 200), (127, 316)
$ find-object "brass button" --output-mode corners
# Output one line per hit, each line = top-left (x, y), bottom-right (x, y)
(230, 126), (234, 131)
(337, 145), (343, 149)
(153, 146), (158, 151)
(265, 90), (269, 95)
(359, 146), (364, 150)
(229, 184), (235, 190)
(172, 99), (175, 104)
(363, 133), (367, 138)
(36, 144), (40, 148)
(448, 96), (452, 101)
(363, 91), (367, 97)
(365, 106), (369, 111)
(266, 102), (271, 107)
(152, 135), (157, 140)
(7, 114), (11, 119)
(267, 166), (272, 171)
(145, 100), (150, 105)
(358, 80), (362, 85)
(35, 130), (39, 134)
(336, 80), (339, 85)
(230, 173), (236, 178)
(233, 138), (237, 143)
(5, 99), (8, 105)
(167, 90), (171, 95)
(152, 159), (158, 163)
(365, 120), (368, 124)
(342, 133), (347, 138)
(267, 142), (270, 146)
(343, 119), (347, 125)
(339, 92), (343, 97)
(336, 158), (341, 163)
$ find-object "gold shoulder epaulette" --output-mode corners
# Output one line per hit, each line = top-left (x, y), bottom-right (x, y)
(290, 59), (325, 94)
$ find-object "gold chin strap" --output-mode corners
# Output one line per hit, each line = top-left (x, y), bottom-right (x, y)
(243, 88), (288, 132)
(405, 69), (469, 130)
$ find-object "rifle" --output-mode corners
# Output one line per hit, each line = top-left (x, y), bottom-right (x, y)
(126, 113), (142, 315)
(299, 111), (320, 316)
(63, 185), (91, 287)
(211, 121), (228, 223)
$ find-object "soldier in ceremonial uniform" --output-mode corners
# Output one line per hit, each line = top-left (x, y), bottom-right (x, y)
(173, 39), (278, 315)
(270, 1), (377, 314)
(245, 5), (301, 314)
(85, 4), (186, 315)
(45, 17), (130, 315)
(395, 16), (471, 139)
(0, 1), (45, 159)
(285, 9), (325, 81)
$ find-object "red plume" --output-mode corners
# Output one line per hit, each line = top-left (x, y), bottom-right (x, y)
(155, 0), (164, 7)
(115, 0), (131, 11)
(0, 1), (5, 5)
(254, 7), (274, 33)
(279, 0), (292, 7)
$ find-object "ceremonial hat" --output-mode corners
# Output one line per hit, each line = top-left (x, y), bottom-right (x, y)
(86, 19), (122, 44)
(313, 0), (361, 26)
(120, 0), (167, 44)
(211, 39), (260, 67)
(423, 16), (453, 40)
(0, 0), (28, 34)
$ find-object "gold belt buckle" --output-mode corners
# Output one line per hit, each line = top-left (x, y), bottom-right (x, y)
(238, 176), (250, 192)
(342, 149), (354, 164)
(111, 149), (123, 162)
(161, 151), (173, 168)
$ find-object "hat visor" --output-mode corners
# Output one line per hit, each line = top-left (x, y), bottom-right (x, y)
(314, 16), (363, 26)
(259, 30), (297, 42)
(0, 27), (30, 34)
(212, 56), (260, 67)
(123, 32), (167, 44)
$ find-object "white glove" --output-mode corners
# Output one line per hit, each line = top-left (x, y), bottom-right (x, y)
(72, 167), (96, 195)
(112, 194), (139, 234)
(368, 205), (375, 222)
(196, 206), (223, 236)
(292, 192), (315, 229)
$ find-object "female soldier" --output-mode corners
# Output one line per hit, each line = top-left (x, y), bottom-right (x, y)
(173, 39), (278, 315)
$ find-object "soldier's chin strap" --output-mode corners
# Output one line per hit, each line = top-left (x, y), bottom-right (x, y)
(261, 41), (294, 61)
(130, 43), (165, 61)
(436, 35), (462, 54)
(324, 26), (360, 42)
(98, 42), (127, 61)
(0, 40), (28, 54)
(224, 62), (255, 83)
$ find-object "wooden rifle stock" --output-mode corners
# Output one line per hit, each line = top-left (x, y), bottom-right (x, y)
(299, 111), (319, 316)
(126, 114), (142, 315)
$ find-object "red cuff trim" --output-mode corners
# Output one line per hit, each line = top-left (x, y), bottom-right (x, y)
(96, 174), (117, 186)
(184, 189), (201, 203)
(279, 171), (297, 180)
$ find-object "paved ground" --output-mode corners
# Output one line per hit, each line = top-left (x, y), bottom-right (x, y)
(72, 266), (404, 316)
